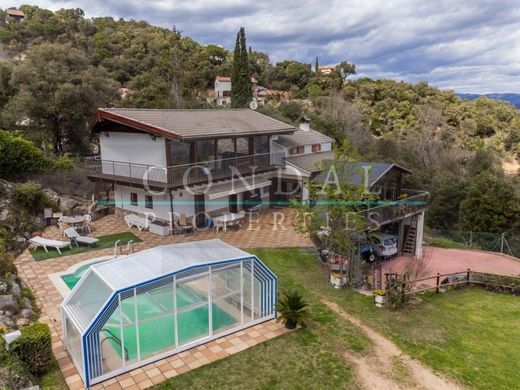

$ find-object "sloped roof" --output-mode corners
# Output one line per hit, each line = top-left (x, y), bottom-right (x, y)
(274, 129), (333, 148)
(6, 9), (25, 17)
(285, 151), (335, 174)
(92, 108), (297, 140)
(313, 162), (411, 187)
(62, 240), (254, 331)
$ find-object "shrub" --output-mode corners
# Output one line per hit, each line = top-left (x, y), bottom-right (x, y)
(0, 240), (16, 277)
(10, 182), (53, 215)
(11, 323), (53, 375)
(276, 290), (309, 329)
(0, 338), (35, 389)
(0, 130), (48, 180)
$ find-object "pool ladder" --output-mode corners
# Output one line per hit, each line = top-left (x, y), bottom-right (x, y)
(113, 240), (135, 257)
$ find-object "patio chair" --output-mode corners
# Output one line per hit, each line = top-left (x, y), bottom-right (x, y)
(63, 227), (99, 248)
(29, 236), (72, 254)
(178, 214), (194, 234)
(249, 204), (262, 215)
(213, 218), (226, 233)
(82, 214), (92, 233)
(124, 214), (148, 231)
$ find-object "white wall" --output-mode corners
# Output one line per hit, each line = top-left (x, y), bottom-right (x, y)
(321, 142), (332, 152)
(114, 184), (172, 221)
(100, 132), (167, 167)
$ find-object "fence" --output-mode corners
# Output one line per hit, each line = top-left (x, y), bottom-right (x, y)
(385, 269), (520, 296)
(425, 228), (520, 258)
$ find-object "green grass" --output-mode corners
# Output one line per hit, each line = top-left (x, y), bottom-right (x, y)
(157, 247), (519, 390)
(424, 235), (469, 249)
(153, 247), (370, 390)
(31, 232), (142, 261)
(38, 358), (68, 390)
(254, 248), (520, 390)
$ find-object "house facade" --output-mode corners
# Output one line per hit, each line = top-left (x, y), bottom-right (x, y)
(87, 108), (427, 256)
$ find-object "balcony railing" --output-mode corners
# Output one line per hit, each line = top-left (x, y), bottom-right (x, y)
(85, 151), (285, 188)
(357, 189), (429, 225)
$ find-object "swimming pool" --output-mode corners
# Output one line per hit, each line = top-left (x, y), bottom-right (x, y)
(61, 260), (107, 289)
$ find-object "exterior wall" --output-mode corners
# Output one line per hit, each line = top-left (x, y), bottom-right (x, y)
(100, 132), (167, 167)
(114, 184), (172, 221)
(321, 142), (332, 152)
(215, 80), (232, 106)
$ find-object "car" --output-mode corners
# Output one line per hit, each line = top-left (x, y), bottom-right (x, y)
(372, 233), (398, 259)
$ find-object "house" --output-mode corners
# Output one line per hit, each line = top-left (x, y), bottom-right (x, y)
(208, 76), (268, 106)
(213, 76), (232, 106)
(86, 107), (427, 256)
(5, 8), (25, 23)
(319, 65), (336, 75)
(87, 108), (296, 226)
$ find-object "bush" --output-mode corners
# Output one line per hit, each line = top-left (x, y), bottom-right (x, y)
(0, 338), (35, 389)
(0, 130), (48, 180)
(10, 182), (53, 215)
(11, 323), (53, 375)
(0, 240), (16, 277)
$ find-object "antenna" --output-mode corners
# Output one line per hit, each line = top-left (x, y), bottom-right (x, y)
(249, 99), (258, 110)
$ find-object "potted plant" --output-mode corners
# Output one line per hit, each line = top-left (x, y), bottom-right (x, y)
(373, 289), (387, 307)
(330, 271), (347, 288)
(276, 290), (309, 329)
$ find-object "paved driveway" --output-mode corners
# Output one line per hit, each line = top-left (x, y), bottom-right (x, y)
(381, 246), (520, 281)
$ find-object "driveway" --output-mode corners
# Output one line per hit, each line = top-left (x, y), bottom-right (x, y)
(381, 246), (520, 281)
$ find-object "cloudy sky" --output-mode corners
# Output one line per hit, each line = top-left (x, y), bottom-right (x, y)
(8, 0), (520, 93)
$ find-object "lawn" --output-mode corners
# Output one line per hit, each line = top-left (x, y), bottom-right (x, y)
(31, 232), (142, 261)
(153, 247), (370, 390)
(156, 247), (520, 390)
(256, 248), (520, 390)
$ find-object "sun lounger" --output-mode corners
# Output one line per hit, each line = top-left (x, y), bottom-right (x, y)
(29, 236), (72, 254)
(63, 227), (99, 247)
(124, 214), (148, 231)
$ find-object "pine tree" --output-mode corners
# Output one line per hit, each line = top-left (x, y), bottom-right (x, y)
(231, 27), (252, 108)
(315, 56), (319, 74)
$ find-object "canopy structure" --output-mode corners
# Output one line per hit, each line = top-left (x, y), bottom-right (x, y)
(61, 240), (277, 387)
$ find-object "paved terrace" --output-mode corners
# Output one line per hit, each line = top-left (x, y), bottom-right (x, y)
(15, 208), (310, 389)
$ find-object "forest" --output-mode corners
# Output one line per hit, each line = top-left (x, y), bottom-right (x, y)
(0, 5), (519, 243)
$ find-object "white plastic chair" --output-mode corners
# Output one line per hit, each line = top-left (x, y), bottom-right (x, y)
(83, 214), (92, 233)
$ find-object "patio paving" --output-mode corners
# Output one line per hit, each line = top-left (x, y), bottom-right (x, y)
(15, 208), (307, 389)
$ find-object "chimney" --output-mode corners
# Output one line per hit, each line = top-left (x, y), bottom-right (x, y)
(299, 116), (311, 131)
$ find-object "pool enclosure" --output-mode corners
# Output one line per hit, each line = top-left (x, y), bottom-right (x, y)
(61, 240), (277, 387)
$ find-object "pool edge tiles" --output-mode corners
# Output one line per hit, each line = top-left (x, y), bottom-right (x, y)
(48, 255), (116, 298)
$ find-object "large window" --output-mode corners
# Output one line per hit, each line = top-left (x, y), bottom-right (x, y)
(130, 193), (138, 206)
(169, 141), (191, 166)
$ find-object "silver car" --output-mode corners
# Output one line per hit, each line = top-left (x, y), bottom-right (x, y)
(373, 234), (398, 259)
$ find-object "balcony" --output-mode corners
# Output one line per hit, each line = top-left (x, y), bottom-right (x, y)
(358, 190), (429, 226)
(85, 151), (285, 189)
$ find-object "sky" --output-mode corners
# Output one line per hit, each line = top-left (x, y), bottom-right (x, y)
(7, 0), (520, 93)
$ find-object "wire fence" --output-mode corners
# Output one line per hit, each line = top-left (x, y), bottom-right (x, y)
(425, 228), (520, 258)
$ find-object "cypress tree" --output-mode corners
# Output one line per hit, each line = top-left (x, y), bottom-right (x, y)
(315, 56), (319, 74)
(231, 27), (252, 108)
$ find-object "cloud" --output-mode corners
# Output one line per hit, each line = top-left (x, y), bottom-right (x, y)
(7, 0), (520, 93)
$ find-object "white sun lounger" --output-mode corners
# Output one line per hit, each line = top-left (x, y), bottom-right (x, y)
(124, 214), (148, 231)
(63, 227), (99, 247)
(29, 236), (72, 254)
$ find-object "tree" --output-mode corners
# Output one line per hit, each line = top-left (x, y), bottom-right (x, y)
(460, 171), (520, 234)
(231, 27), (251, 108)
(2, 43), (119, 154)
(0, 130), (48, 179)
(314, 56), (319, 74)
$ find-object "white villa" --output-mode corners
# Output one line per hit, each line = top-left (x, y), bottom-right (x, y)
(87, 108), (427, 256)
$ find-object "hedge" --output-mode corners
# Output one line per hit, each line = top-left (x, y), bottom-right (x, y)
(11, 323), (53, 375)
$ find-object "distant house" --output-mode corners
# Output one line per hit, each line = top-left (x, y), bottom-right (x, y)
(214, 76), (232, 106)
(319, 65), (336, 75)
(208, 76), (270, 106)
(5, 8), (25, 23)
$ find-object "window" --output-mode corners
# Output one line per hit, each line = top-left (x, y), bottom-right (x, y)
(312, 144), (321, 152)
(130, 193), (138, 206)
(145, 195), (153, 209)
(169, 141), (191, 166)
(290, 146), (304, 155)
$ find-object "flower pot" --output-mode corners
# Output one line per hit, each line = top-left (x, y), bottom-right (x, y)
(330, 273), (346, 289)
(374, 294), (386, 307)
(285, 319), (297, 330)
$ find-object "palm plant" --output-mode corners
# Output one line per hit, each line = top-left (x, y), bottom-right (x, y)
(276, 290), (309, 329)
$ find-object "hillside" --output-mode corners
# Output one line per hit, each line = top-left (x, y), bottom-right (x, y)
(458, 93), (520, 109)
(0, 5), (519, 237)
